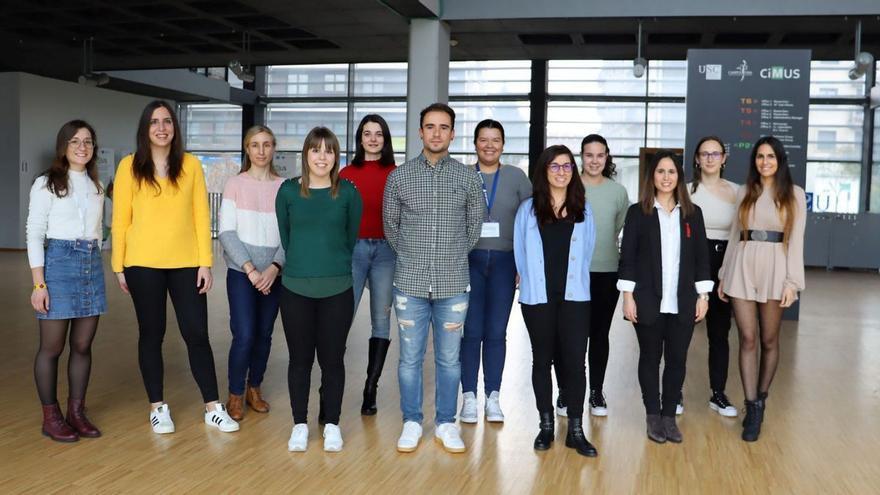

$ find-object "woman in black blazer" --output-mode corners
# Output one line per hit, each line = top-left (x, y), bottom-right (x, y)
(617, 150), (712, 444)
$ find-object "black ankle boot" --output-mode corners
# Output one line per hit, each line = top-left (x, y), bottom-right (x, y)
(361, 338), (391, 416)
(565, 417), (598, 457)
(742, 399), (765, 442)
(533, 412), (555, 450)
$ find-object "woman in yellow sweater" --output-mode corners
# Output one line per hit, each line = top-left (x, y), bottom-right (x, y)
(112, 100), (238, 434)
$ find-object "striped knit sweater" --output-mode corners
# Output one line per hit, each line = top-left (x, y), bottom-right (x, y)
(218, 173), (286, 272)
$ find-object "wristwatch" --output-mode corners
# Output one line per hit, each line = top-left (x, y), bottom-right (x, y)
(698, 293), (710, 301)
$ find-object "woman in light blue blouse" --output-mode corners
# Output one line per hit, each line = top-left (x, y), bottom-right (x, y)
(514, 144), (597, 458)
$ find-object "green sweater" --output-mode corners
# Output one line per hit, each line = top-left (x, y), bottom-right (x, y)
(275, 178), (362, 297)
(584, 178), (630, 273)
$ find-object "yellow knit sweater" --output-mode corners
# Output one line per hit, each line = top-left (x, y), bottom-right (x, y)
(111, 153), (212, 272)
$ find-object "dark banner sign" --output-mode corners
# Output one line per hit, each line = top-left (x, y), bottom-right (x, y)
(685, 49), (811, 186)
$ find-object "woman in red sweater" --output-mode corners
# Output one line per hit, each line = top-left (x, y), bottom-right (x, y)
(339, 114), (397, 416)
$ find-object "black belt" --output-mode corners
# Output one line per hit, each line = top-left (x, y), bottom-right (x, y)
(742, 230), (784, 243)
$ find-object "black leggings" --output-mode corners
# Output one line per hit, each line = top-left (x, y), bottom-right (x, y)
(34, 317), (99, 405)
(634, 313), (695, 417)
(279, 287), (354, 425)
(705, 240), (733, 392)
(125, 266), (219, 403)
(586, 272), (619, 392)
(522, 300), (590, 418)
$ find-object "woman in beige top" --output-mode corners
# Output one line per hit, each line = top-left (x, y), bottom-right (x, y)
(718, 136), (806, 443)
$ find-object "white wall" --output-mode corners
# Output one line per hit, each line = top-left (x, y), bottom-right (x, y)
(1, 73), (158, 249)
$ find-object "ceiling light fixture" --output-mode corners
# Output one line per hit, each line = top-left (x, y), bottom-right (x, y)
(78, 38), (109, 87)
(229, 32), (255, 83)
(633, 21), (647, 78)
(848, 20), (874, 80)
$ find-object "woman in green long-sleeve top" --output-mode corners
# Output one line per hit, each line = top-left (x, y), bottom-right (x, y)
(275, 126), (362, 453)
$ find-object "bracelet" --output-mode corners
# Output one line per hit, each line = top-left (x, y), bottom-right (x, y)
(246, 269), (256, 277)
(271, 262), (282, 271)
(33, 283), (47, 291)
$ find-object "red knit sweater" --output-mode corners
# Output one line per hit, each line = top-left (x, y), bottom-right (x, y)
(339, 160), (396, 239)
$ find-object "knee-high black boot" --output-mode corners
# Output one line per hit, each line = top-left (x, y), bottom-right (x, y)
(361, 337), (391, 415)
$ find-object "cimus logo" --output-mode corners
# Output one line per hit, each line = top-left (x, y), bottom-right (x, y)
(727, 60), (753, 82)
(759, 66), (801, 80)
(698, 64), (722, 80)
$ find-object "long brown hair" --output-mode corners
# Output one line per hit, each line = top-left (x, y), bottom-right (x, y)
(639, 150), (694, 217)
(690, 135), (726, 194)
(132, 100), (184, 192)
(531, 145), (585, 225)
(299, 126), (341, 199)
(241, 125), (279, 176)
(738, 136), (797, 245)
(42, 120), (103, 197)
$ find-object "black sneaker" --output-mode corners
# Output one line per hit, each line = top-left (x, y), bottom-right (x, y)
(555, 392), (568, 418)
(589, 390), (608, 417)
(709, 390), (738, 417)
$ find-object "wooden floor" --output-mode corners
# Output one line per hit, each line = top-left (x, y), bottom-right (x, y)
(1, 247), (878, 494)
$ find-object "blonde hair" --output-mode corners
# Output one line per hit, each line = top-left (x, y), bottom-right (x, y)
(241, 125), (279, 176)
(299, 126), (341, 198)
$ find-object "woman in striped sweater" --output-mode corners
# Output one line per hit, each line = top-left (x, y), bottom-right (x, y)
(219, 125), (286, 420)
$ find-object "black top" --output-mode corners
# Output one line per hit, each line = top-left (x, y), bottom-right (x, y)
(540, 220), (574, 302)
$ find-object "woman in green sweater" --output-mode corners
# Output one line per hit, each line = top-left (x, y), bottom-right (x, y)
(276, 127), (362, 453)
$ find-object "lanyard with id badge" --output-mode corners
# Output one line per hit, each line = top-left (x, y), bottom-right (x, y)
(477, 164), (501, 238)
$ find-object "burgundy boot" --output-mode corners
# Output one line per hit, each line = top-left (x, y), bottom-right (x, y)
(67, 398), (101, 438)
(42, 403), (79, 442)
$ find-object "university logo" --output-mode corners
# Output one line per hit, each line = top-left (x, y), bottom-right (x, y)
(727, 60), (753, 82)
(759, 66), (801, 80)
(698, 64), (722, 80)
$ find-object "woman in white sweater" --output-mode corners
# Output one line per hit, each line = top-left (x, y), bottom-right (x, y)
(26, 120), (105, 442)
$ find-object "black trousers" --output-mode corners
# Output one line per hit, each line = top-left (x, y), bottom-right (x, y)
(522, 299), (590, 418)
(124, 266), (219, 403)
(279, 287), (354, 425)
(586, 272), (619, 392)
(634, 313), (695, 417)
(706, 240), (733, 392)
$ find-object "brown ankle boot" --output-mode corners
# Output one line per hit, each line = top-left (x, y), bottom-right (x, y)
(226, 394), (245, 420)
(67, 398), (101, 438)
(42, 403), (78, 442)
(246, 385), (270, 413)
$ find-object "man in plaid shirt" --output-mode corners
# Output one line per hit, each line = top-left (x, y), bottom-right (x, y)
(383, 103), (484, 454)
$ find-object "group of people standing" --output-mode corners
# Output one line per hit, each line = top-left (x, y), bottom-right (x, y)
(25, 98), (805, 456)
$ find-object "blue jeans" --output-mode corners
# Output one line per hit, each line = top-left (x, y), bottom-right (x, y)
(394, 288), (469, 425)
(226, 269), (280, 395)
(351, 239), (396, 340)
(460, 249), (516, 395)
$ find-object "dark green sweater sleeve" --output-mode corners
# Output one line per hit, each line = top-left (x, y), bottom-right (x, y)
(345, 180), (362, 251)
(276, 180), (292, 253)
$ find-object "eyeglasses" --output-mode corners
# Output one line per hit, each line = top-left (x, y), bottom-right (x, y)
(698, 151), (723, 160)
(68, 139), (95, 149)
(548, 163), (574, 173)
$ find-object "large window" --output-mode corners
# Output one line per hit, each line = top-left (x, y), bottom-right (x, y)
(183, 104), (242, 194)
(872, 104), (880, 212)
(806, 104), (864, 213)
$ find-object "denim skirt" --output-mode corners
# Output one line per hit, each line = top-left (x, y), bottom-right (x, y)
(38, 239), (107, 320)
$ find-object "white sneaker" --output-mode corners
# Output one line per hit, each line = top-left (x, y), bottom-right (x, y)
(204, 403), (240, 432)
(485, 391), (505, 423)
(397, 421), (422, 452)
(676, 400), (684, 416)
(150, 404), (175, 434)
(288, 423), (309, 452)
(434, 423), (466, 453)
(323, 424), (343, 452)
(459, 391), (478, 424)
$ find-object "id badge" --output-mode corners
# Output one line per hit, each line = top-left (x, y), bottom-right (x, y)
(481, 222), (500, 238)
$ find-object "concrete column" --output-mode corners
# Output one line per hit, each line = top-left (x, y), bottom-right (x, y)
(405, 18), (450, 159)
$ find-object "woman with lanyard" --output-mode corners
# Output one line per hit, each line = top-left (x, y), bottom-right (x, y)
(459, 119), (532, 424)
(718, 136), (806, 442)
(27, 120), (105, 442)
(687, 136), (739, 418)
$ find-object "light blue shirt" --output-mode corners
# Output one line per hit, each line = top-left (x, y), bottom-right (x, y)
(513, 198), (596, 305)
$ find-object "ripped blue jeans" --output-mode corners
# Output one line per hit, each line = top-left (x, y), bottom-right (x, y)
(393, 288), (469, 425)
